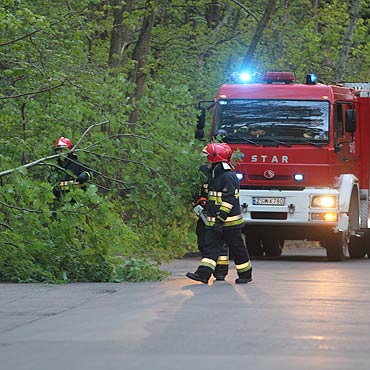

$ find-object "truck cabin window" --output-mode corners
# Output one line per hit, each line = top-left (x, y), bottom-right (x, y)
(214, 99), (330, 144)
(334, 103), (345, 140)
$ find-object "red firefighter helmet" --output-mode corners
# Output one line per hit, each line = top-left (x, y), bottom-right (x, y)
(202, 143), (233, 163)
(54, 137), (73, 151)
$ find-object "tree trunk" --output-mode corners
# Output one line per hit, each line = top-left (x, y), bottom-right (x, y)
(335, 0), (361, 81)
(108, 0), (135, 68)
(311, 0), (319, 33)
(207, 1), (221, 28)
(127, 2), (157, 132)
(184, 4), (197, 43)
(241, 0), (277, 68)
(197, 6), (234, 69)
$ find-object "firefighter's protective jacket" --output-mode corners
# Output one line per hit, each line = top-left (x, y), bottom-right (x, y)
(49, 154), (93, 197)
(206, 162), (244, 229)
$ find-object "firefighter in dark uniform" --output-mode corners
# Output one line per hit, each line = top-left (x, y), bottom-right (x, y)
(49, 137), (93, 197)
(186, 143), (252, 284)
(193, 164), (229, 280)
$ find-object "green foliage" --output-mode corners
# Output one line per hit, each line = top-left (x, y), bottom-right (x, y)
(113, 257), (170, 282)
(0, 175), (128, 282)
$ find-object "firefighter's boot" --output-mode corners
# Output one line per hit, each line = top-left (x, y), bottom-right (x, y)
(186, 265), (213, 284)
(235, 269), (252, 284)
(235, 261), (252, 284)
(213, 256), (229, 281)
(213, 261), (229, 281)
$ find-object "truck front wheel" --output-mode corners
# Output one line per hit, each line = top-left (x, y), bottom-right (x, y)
(348, 236), (366, 259)
(245, 235), (264, 257)
(324, 232), (349, 261)
(262, 238), (283, 257)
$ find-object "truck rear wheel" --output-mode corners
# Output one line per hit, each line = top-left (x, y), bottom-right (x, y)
(324, 232), (349, 261)
(262, 238), (283, 257)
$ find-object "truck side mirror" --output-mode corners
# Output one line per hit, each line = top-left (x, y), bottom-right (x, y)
(345, 109), (356, 137)
(195, 107), (206, 139)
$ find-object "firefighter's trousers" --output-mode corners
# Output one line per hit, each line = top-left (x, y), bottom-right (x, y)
(195, 227), (252, 281)
(196, 218), (229, 278)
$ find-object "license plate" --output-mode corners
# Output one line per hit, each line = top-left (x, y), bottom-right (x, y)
(253, 197), (285, 206)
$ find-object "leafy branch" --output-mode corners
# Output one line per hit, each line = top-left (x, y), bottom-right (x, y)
(229, 0), (259, 22)
(0, 80), (67, 100)
(0, 28), (44, 47)
(72, 121), (108, 150)
(0, 200), (41, 213)
(0, 12), (75, 47)
(0, 222), (14, 231)
(0, 121), (166, 182)
(0, 153), (62, 178)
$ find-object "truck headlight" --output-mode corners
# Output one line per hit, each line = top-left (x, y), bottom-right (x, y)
(294, 174), (304, 181)
(311, 195), (337, 208)
(235, 172), (244, 181)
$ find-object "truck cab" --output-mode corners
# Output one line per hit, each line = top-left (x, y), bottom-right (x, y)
(197, 72), (370, 261)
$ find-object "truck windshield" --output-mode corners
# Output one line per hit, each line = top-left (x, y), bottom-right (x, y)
(214, 99), (330, 145)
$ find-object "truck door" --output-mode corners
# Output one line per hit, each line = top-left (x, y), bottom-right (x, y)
(334, 102), (357, 172)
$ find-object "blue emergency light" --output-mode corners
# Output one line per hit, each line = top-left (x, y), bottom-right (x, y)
(231, 70), (260, 84)
(306, 73), (318, 85)
(240, 72), (252, 83)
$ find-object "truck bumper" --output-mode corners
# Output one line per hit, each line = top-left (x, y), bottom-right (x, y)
(239, 188), (347, 237)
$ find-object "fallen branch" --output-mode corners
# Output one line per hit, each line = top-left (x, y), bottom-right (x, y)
(72, 121), (109, 150)
(0, 200), (42, 213)
(0, 153), (61, 178)
(0, 121), (163, 182)
(0, 121), (106, 177)
(0, 222), (14, 231)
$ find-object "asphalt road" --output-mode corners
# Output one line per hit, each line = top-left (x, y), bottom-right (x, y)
(1, 246), (370, 370)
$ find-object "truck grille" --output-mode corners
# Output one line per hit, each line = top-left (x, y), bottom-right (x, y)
(248, 175), (291, 181)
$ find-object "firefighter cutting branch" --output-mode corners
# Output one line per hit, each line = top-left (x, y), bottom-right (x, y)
(48, 136), (93, 198)
(187, 143), (252, 284)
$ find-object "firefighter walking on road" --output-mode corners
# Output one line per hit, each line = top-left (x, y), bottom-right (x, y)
(187, 143), (252, 284)
(193, 164), (229, 280)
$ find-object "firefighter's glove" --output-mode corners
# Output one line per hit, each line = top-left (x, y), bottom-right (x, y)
(194, 196), (207, 208)
(77, 172), (89, 184)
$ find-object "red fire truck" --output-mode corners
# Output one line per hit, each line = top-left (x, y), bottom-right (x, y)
(196, 71), (370, 261)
